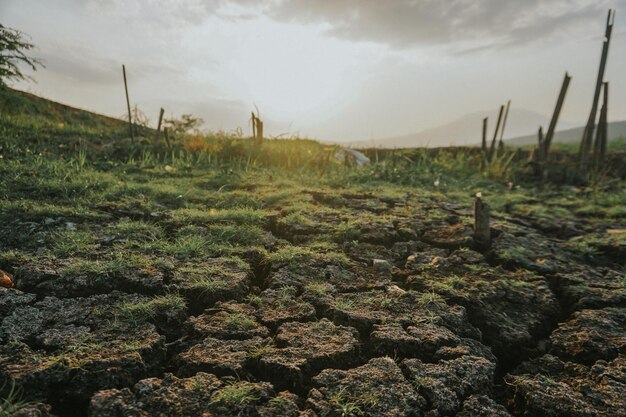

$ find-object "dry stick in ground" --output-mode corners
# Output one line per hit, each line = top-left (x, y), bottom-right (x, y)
(488, 105), (505, 162)
(497, 100), (511, 157)
(163, 127), (171, 150)
(536, 126), (544, 162)
(593, 82), (609, 168)
(543, 72), (571, 160)
(580, 9), (615, 163)
(482, 117), (488, 155)
(154, 107), (165, 151)
(122, 64), (134, 143)
(473, 195), (491, 249)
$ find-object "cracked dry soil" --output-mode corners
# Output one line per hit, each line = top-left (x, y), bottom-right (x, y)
(1, 190), (625, 417)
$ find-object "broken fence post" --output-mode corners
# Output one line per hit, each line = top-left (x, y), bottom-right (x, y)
(544, 72), (571, 159)
(593, 82), (609, 168)
(497, 100), (511, 156)
(580, 9), (615, 164)
(489, 104), (505, 162)
(473, 193), (491, 249)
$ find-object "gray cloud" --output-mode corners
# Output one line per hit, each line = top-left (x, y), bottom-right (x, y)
(248, 0), (623, 50)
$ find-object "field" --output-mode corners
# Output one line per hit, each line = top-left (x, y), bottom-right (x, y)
(1, 87), (625, 417)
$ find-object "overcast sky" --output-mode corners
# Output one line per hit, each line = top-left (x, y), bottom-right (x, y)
(2, 0), (626, 142)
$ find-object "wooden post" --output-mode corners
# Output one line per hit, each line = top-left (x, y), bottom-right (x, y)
(580, 9), (615, 163)
(122, 65), (134, 143)
(599, 82), (609, 164)
(593, 82), (609, 167)
(251, 112), (257, 139)
(498, 100), (511, 152)
(164, 127), (171, 150)
(473, 194), (491, 249)
(482, 117), (488, 154)
(488, 105), (505, 162)
(154, 107), (164, 150)
(537, 126), (544, 161)
(544, 72), (571, 158)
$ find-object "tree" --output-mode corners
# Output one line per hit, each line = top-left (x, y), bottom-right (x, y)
(0, 24), (43, 86)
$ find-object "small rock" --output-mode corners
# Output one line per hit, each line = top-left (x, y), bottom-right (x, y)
(373, 259), (392, 272)
(430, 256), (445, 266)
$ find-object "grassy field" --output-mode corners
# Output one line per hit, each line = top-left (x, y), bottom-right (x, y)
(1, 87), (625, 417)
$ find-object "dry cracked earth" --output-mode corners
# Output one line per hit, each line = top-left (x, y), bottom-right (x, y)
(1, 190), (625, 417)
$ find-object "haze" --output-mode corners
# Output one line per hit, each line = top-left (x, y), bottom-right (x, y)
(2, 0), (626, 143)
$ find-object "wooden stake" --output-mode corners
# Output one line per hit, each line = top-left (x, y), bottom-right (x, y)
(164, 127), (171, 150)
(251, 112), (257, 139)
(593, 82), (609, 167)
(498, 100), (511, 149)
(580, 9), (615, 163)
(257, 118), (264, 144)
(473, 194), (491, 249)
(544, 72), (571, 158)
(489, 105), (505, 162)
(482, 117), (488, 154)
(599, 82), (609, 164)
(122, 65), (134, 143)
(537, 126), (544, 161)
(154, 107), (164, 150)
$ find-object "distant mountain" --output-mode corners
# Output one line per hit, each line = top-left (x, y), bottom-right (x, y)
(505, 120), (626, 147)
(347, 108), (576, 148)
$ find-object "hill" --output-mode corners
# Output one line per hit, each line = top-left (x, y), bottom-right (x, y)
(0, 86), (125, 130)
(347, 108), (575, 148)
(505, 120), (626, 147)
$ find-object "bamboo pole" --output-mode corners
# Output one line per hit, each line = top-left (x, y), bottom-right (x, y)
(544, 72), (571, 158)
(122, 65), (134, 143)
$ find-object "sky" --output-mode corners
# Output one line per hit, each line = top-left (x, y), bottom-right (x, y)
(2, 0), (626, 142)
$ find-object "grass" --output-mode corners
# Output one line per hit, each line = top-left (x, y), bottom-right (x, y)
(329, 387), (380, 417)
(1, 88), (625, 412)
(210, 381), (260, 409)
(112, 294), (187, 326)
(247, 341), (275, 359)
(223, 313), (257, 330)
(0, 381), (31, 417)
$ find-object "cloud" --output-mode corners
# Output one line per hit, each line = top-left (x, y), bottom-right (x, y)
(250, 0), (623, 50)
